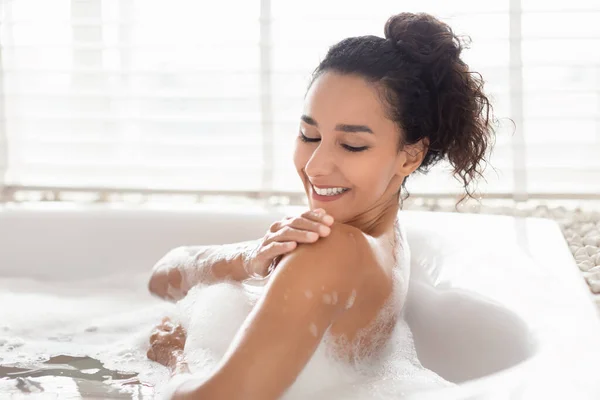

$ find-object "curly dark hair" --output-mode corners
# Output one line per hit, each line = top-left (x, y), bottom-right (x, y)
(310, 12), (496, 204)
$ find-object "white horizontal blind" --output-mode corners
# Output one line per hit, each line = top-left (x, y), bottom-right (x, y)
(1, 0), (599, 198)
(1, 0), (263, 192)
(518, 0), (600, 196)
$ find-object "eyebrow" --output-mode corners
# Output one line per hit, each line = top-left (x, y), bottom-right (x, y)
(300, 114), (374, 134)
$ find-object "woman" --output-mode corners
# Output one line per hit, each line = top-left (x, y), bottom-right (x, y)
(147, 11), (494, 400)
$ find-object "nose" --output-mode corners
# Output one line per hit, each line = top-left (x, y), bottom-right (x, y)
(304, 141), (336, 179)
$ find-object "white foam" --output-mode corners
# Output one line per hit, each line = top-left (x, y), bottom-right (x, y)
(0, 223), (452, 399)
(309, 323), (318, 337)
(346, 289), (357, 309)
(0, 274), (177, 390)
(163, 268), (453, 399)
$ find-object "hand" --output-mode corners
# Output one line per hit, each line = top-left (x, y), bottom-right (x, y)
(244, 208), (334, 278)
(147, 317), (187, 368)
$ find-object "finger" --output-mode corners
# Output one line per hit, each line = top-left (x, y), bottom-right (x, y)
(147, 348), (156, 361)
(159, 322), (176, 335)
(268, 220), (282, 233)
(286, 216), (331, 237)
(150, 331), (160, 343)
(259, 241), (296, 265)
(174, 325), (186, 335)
(301, 209), (334, 226)
(270, 226), (320, 244)
(301, 208), (324, 221)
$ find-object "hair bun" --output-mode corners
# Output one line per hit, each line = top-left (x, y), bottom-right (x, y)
(384, 12), (462, 64)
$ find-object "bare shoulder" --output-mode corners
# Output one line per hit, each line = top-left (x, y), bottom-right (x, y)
(265, 223), (376, 313)
(181, 226), (382, 399)
(278, 222), (368, 277)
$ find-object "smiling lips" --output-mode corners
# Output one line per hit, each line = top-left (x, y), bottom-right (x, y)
(310, 184), (350, 202)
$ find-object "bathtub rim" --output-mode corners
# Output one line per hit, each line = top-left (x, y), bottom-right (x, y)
(1, 203), (599, 398)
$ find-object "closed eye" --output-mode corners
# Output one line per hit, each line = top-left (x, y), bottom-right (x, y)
(298, 132), (369, 153)
(298, 131), (320, 143)
(343, 144), (369, 153)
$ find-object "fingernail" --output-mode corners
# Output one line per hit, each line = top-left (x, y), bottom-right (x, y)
(319, 225), (331, 236)
(322, 215), (334, 225)
(307, 232), (319, 240)
(314, 208), (324, 216)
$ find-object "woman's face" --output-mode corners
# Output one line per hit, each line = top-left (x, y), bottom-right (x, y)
(294, 71), (416, 223)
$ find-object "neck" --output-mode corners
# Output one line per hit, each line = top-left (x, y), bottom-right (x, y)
(344, 194), (400, 238)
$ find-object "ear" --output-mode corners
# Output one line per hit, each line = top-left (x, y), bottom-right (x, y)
(397, 137), (429, 176)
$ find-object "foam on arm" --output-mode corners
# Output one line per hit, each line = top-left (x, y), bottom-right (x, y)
(176, 225), (366, 400)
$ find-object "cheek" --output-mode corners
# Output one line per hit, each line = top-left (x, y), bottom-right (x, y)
(351, 154), (396, 195)
(293, 142), (309, 172)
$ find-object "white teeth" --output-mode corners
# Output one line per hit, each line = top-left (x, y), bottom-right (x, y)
(313, 186), (348, 196)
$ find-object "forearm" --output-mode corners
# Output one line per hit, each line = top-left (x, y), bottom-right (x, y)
(183, 240), (257, 285)
(150, 240), (259, 300)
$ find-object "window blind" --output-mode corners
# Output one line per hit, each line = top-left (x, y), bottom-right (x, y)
(0, 0), (599, 200)
(1, 0), (264, 193)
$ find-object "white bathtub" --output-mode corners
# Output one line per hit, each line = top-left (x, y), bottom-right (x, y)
(0, 204), (599, 399)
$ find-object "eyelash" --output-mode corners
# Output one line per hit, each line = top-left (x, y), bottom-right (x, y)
(298, 132), (369, 153)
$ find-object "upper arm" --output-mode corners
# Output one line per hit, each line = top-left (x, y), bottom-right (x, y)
(185, 224), (367, 400)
